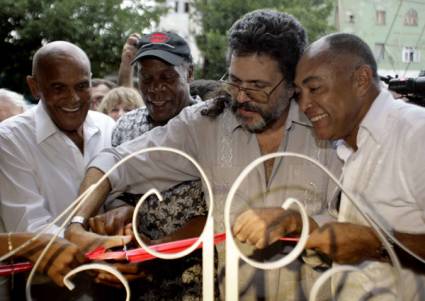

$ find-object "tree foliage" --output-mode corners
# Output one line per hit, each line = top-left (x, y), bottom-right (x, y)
(0, 0), (165, 98)
(192, 0), (335, 80)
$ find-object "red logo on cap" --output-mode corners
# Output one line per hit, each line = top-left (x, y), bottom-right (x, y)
(149, 33), (170, 44)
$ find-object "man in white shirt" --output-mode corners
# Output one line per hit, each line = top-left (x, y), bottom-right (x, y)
(0, 41), (124, 242)
(293, 33), (425, 300)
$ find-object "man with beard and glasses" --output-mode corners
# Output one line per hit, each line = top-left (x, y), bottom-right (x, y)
(66, 9), (342, 300)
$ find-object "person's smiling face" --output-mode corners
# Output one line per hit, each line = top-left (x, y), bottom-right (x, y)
(295, 46), (364, 142)
(138, 58), (192, 124)
(27, 51), (91, 133)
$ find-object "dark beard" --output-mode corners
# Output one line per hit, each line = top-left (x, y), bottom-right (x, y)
(231, 100), (279, 133)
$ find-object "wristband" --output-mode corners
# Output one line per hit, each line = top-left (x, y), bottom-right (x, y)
(69, 215), (88, 229)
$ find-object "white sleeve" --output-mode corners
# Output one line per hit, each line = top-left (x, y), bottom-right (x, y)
(0, 134), (62, 236)
(89, 106), (202, 195)
(402, 120), (425, 221)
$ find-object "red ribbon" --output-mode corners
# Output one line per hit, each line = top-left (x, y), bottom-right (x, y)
(0, 232), (298, 276)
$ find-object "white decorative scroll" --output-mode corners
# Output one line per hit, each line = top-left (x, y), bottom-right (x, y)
(25, 186), (98, 300)
(3, 146), (420, 301)
(309, 265), (372, 301)
(17, 145), (213, 301)
(130, 147), (214, 301)
(224, 151), (403, 301)
(0, 186), (96, 263)
(63, 263), (130, 301)
(224, 153), (310, 300)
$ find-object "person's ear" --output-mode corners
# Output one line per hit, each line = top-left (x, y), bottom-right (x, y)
(26, 75), (41, 100)
(353, 65), (374, 96)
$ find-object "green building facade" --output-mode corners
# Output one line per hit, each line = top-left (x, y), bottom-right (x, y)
(335, 0), (425, 78)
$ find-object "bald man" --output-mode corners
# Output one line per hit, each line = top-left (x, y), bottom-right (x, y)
(0, 41), (129, 249)
(295, 33), (425, 300)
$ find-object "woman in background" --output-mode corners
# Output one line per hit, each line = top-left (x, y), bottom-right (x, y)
(97, 87), (144, 121)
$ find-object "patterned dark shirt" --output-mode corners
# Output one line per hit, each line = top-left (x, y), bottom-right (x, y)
(111, 97), (209, 300)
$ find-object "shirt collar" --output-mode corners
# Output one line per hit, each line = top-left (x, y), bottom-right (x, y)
(35, 102), (99, 144)
(336, 89), (391, 161)
(83, 111), (101, 142)
(357, 89), (392, 147)
(35, 102), (60, 144)
(336, 139), (353, 162)
(286, 99), (311, 130)
(191, 95), (203, 105)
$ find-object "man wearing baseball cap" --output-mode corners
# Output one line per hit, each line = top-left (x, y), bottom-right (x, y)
(83, 31), (208, 300)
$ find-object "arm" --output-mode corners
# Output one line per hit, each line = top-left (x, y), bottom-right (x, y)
(77, 167), (111, 220)
(144, 216), (207, 245)
(306, 222), (425, 273)
(90, 205), (206, 243)
(65, 167), (131, 251)
(118, 33), (140, 87)
(68, 110), (203, 247)
(233, 207), (319, 249)
(1, 233), (86, 287)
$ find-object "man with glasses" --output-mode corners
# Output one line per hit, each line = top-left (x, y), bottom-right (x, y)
(67, 10), (341, 300)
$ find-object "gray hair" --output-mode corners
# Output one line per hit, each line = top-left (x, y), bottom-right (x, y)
(0, 89), (28, 110)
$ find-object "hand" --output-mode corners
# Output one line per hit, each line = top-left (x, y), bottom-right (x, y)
(65, 223), (132, 253)
(305, 222), (382, 264)
(89, 205), (134, 235)
(95, 262), (152, 288)
(121, 33), (140, 66)
(26, 234), (87, 287)
(233, 207), (317, 249)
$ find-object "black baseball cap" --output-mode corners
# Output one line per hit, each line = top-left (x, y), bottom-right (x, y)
(131, 31), (192, 66)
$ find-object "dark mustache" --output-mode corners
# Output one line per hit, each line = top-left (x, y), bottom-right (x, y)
(231, 101), (261, 113)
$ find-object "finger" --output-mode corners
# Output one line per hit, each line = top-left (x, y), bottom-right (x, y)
(104, 217), (119, 235)
(95, 273), (122, 286)
(255, 238), (267, 249)
(269, 225), (286, 243)
(305, 231), (320, 249)
(127, 36), (140, 47)
(51, 273), (65, 287)
(48, 264), (71, 287)
(95, 279), (123, 288)
(129, 33), (141, 42)
(235, 230), (249, 243)
(103, 235), (133, 249)
(233, 210), (252, 235)
(124, 224), (133, 236)
(247, 227), (269, 248)
(89, 216), (107, 235)
(74, 250), (88, 264)
(111, 263), (140, 274)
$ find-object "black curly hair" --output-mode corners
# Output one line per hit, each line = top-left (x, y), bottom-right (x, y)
(201, 9), (307, 118)
(227, 9), (307, 84)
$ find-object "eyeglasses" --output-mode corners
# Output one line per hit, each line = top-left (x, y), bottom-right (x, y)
(219, 73), (285, 103)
